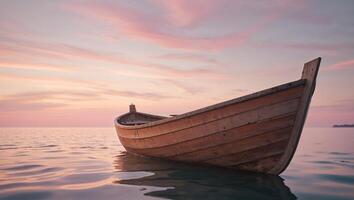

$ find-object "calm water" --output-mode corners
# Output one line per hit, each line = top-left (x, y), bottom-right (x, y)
(0, 128), (353, 200)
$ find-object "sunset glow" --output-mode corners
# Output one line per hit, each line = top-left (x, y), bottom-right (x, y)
(1, 0), (353, 127)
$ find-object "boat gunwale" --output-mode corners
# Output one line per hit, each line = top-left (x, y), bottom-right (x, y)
(115, 79), (306, 130)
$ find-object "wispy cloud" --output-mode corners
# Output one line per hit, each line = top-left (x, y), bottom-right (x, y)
(64, 1), (286, 51)
(109, 65), (225, 80)
(0, 37), (120, 63)
(102, 89), (171, 100)
(0, 91), (100, 112)
(0, 89), (171, 113)
(326, 59), (354, 71)
(232, 88), (251, 94)
(155, 79), (205, 95)
(0, 93), (67, 112)
(0, 61), (75, 72)
(1, 35), (226, 79)
(0, 100), (65, 112)
(149, 0), (219, 28)
(5, 91), (100, 101)
(251, 42), (354, 54)
(0, 72), (174, 112)
(0, 72), (102, 89)
(156, 53), (222, 65)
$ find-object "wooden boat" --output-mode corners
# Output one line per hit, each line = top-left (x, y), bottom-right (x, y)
(114, 57), (321, 175)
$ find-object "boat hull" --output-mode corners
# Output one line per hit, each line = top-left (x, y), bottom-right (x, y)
(115, 58), (321, 175)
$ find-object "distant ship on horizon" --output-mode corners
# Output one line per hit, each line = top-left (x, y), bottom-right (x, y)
(333, 124), (354, 128)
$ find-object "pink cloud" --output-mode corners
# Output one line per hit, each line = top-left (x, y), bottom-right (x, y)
(157, 53), (221, 65)
(251, 42), (354, 54)
(0, 61), (75, 72)
(326, 59), (354, 71)
(0, 88), (173, 126)
(0, 19), (33, 39)
(150, 0), (219, 28)
(0, 72), (101, 88)
(64, 1), (284, 51)
(0, 91), (99, 112)
(153, 79), (205, 95)
(0, 73), (172, 101)
(5, 91), (100, 101)
(0, 100), (66, 112)
(1, 36), (226, 79)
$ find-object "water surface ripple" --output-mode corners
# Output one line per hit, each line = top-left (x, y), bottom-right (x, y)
(0, 128), (353, 200)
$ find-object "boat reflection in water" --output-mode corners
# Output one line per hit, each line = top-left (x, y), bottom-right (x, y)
(113, 152), (297, 200)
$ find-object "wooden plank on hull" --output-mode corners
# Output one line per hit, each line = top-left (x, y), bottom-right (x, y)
(120, 98), (299, 149)
(118, 85), (304, 139)
(124, 114), (295, 157)
(171, 127), (291, 162)
(204, 140), (288, 167)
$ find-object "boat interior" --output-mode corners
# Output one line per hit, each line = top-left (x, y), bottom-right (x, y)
(118, 104), (166, 126)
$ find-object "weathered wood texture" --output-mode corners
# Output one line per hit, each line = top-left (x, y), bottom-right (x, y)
(268, 57), (321, 174)
(124, 115), (295, 157)
(119, 98), (300, 148)
(115, 58), (321, 174)
(175, 127), (291, 163)
(117, 80), (305, 138)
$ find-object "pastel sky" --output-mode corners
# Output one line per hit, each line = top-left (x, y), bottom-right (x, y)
(1, 0), (354, 127)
